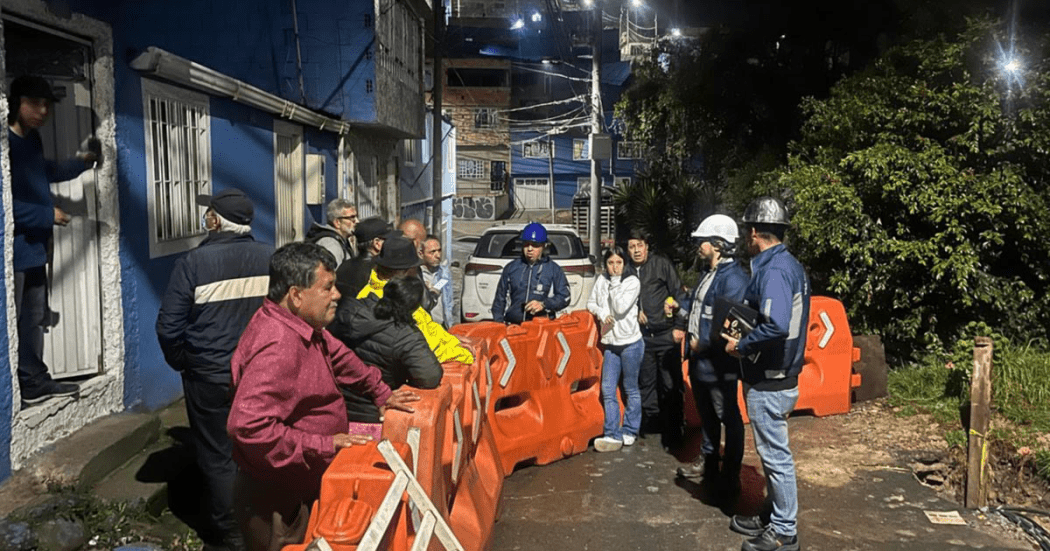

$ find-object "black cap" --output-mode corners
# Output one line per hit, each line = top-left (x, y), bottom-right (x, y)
(355, 216), (394, 242)
(376, 236), (422, 270)
(196, 188), (254, 225)
(10, 75), (57, 102)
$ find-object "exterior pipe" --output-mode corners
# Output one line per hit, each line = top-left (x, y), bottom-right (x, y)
(130, 47), (351, 135)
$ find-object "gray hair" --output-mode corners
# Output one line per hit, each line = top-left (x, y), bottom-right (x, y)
(215, 212), (252, 234)
(326, 198), (356, 222)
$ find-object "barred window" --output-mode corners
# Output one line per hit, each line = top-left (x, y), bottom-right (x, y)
(617, 140), (643, 159)
(523, 141), (553, 158)
(142, 79), (211, 258)
(474, 108), (496, 128)
(458, 158), (486, 179)
(573, 139), (590, 161)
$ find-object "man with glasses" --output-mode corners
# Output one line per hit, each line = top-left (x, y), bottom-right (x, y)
(491, 222), (569, 324)
(306, 198), (357, 267)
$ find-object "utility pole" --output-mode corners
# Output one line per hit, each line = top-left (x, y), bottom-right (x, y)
(588, 0), (602, 257)
(431, 4), (445, 237)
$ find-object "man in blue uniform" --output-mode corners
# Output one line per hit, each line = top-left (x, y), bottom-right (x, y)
(676, 214), (748, 499)
(723, 197), (810, 551)
(491, 222), (570, 324)
(156, 188), (272, 551)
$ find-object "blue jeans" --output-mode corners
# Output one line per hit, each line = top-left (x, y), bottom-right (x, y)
(744, 384), (800, 537)
(601, 339), (644, 439)
(15, 266), (53, 396)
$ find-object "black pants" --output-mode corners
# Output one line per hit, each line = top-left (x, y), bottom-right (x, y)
(183, 376), (239, 542)
(638, 338), (683, 445)
(15, 266), (53, 396)
(691, 373), (745, 472)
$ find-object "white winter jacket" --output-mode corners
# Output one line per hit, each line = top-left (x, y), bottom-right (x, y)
(587, 274), (643, 346)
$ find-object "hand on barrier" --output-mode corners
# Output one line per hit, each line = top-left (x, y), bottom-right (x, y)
(333, 433), (374, 450)
(381, 388), (421, 417)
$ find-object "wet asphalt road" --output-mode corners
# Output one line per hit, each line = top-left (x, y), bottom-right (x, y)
(490, 422), (1028, 551)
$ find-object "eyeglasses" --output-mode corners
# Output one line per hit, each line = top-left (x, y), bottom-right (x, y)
(337, 215), (358, 221)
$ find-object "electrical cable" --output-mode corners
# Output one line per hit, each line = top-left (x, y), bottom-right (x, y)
(995, 507), (1050, 551)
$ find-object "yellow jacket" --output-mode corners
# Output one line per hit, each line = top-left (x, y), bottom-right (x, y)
(358, 269), (475, 364)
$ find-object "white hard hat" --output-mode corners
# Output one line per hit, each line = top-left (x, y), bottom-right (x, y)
(691, 214), (739, 242)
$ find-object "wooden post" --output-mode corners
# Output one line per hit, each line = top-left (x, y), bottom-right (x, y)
(965, 336), (993, 508)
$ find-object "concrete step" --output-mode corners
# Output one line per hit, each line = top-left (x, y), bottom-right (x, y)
(30, 411), (162, 491)
(92, 437), (192, 517)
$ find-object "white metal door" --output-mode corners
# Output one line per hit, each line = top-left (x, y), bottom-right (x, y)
(356, 155), (381, 219)
(514, 177), (550, 209)
(37, 76), (103, 379)
(274, 121), (304, 247)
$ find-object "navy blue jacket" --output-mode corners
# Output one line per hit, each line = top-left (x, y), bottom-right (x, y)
(9, 129), (86, 271)
(686, 259), (749, 383)
(492, 255), (570, 324)
(736, 244), (811, 389)
(156, 232), (273, 384)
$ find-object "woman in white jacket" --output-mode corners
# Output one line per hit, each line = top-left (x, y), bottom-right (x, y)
(587, 246), (644, 452)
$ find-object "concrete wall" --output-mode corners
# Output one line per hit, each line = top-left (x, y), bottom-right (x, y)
(0, 15), (10, 481)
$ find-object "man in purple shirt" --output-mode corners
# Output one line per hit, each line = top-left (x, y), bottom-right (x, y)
(227, 242), (418, 551)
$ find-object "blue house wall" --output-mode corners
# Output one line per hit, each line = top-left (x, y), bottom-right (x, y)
(64, 0), (389, 410)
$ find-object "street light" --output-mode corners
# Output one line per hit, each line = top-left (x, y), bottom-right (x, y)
(671, 27), (681, 38)
(531, 11), (542, 22)
(511, 18), (525, 29)
(1003, 58), (1021, 73)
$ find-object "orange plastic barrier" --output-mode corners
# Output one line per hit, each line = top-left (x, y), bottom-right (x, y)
(682, 296), (862, 425)
(794, 296), (863, 417)
(282, 441), (414, 551)
(451, 321), (551, 472)
(525, 312), (604, 464)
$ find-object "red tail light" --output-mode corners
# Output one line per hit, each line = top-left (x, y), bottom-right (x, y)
(464, 262), (503, 276)
(563, 264), (596, 276)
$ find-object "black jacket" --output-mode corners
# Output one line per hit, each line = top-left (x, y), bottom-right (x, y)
(156, 232), (273, 384)
(335, 254), (374, 299)
(625, 252), (687, 348)
(328, 294), (444, 423)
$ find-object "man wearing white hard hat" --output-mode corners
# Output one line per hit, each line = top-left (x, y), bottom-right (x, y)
(676, 214), (749, 502)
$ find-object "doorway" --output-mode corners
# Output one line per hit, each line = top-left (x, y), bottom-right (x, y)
(4, 16), (103, 380)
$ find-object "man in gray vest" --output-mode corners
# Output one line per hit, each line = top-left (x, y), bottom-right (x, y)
(305, 198), (357, 267)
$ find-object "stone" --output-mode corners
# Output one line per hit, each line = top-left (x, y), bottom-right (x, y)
(35, 519), (87, 551)
(0, 520), (36, 551)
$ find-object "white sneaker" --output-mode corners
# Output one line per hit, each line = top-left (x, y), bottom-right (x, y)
(594, 436), (623, 452)
(622, 434), (636, 446)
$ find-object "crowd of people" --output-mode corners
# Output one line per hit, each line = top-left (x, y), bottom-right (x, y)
(584, 200), (810, 551)
(153, 192), (809, 551)
(9, 69), (806, 551)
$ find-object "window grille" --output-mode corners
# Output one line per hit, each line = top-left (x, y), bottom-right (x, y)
(142, 79), (211, 258)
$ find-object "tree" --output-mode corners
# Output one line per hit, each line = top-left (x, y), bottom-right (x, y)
(755, 18), (1050, 356)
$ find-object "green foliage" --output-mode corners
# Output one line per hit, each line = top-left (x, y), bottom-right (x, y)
(611, 163), (711, 265)
(944, 428), (967, 449)
(755, 18), (1050, 356)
